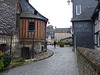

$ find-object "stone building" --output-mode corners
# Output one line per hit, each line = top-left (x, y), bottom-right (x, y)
(54, 28), (72, 42)
(0, 0), (17, 51)
(46, 25), (54, 43)
(49, 29), (55, 42)
(71, 0), (98, 50)
(92, 0), (100, 50)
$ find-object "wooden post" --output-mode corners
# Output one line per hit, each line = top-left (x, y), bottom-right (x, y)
(32, 33), (34, 58)
(23, 34), (25, 48)
(10, 32), (12, 55)
(22, 33), (25, 58)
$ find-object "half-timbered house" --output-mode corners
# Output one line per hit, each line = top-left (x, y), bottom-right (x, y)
(20, 0), (48, 53)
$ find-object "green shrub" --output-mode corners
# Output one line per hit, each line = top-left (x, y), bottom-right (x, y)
(59, 42), (65, 47)
(12, 58), (25, 63)
(0, 56), (4, 70)
(16, 58), (25, 63)
(64, 42), (69, 45)
(2, 53), (11, 67)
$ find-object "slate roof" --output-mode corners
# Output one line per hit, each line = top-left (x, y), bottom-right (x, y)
(54, 28), (71, 33)
(91, 1), (100, 20)
(60, 37), (72, 40)
(0, 0), (16, 35)
(20, 0), (48, 22)
(72, 7), (96, 21)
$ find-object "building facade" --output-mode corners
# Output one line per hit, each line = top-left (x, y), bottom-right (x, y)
(20, 0), (48, 53)
(49, 29), (55, 42)
(54, 28), (72, 42)
(71, 0), (98, 50)
(0, 0), (48, 55)
(0, 0), (17, 51)
(46, 25), (54, 43)
(92, 0), (100, 50)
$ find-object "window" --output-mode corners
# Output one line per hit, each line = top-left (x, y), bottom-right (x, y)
(95, 16), (99, 24)
(96, 32), (100, 47)
(63, 33), (65, 36)
(76, 5), (81, 15)
(52, 35), (53, 37)
(50, 32), (51, 34)
(55, 33), (56, 36)
(95, 35), (97, 45)
(58, 33), (59, 36)
(34, 11), (37, 15)
(28, 22), (35, 31)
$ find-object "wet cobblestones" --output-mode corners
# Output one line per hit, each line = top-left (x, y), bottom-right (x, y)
(0, 46), (79, 75)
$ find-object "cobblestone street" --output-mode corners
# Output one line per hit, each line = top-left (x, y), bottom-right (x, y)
(0, 46), (79, 75)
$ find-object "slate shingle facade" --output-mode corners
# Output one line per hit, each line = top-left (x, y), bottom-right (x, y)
(0, 0), (16, 35)
(71, 0), (98, 49)
(91, 1), (100, 50)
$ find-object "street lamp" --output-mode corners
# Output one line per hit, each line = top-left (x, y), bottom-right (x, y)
(67, 0), (70, 5)
(48, 19), (50, 24)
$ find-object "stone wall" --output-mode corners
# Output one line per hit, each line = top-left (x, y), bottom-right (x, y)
(19, 39), (47, 54)
(0, 0), (16, 35)
(77, 47), (100, 75)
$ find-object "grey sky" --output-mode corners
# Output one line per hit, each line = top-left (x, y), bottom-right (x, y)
(29, 0), (72, 28)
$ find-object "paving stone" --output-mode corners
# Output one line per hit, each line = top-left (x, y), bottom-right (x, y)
(0, 46), (79, 75)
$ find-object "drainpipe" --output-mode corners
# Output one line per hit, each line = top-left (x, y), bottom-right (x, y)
(74, 35), (76, 53)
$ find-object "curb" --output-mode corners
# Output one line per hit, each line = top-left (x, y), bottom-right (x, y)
(0, 49), (54, 72)
(35, 49), (54, 61)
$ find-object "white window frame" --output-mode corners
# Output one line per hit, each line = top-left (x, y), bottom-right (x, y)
(97, 33), (99, 47)
(96, 32), (100, 47)
(52, 35), (53, 37)
(76, 5), (81, 15)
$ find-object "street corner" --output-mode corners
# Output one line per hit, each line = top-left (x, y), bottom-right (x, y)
(34, 49), (54, 61)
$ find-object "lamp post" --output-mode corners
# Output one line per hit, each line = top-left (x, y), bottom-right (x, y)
(67, 0), (70, 5)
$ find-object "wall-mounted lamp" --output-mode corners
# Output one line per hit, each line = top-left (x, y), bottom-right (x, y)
(48, 19), (50, 24)
(67, 0), (70, 5)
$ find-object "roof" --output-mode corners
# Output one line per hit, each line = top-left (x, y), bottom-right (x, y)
(91, 1), (100, 20)
(72, 7), (96, 21)
(54, 28), (71, 33)
(20, 0), (48, 22)
(61, 37), (72, 40)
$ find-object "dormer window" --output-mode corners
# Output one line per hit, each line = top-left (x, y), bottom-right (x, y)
(76, 5), (81, 15)
(34, 11), (37, 15)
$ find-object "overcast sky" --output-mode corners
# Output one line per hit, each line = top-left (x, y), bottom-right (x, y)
(29, 0), (72, 28)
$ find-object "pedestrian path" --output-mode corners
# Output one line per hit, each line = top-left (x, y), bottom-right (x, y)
(0, 46), (79, 75)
